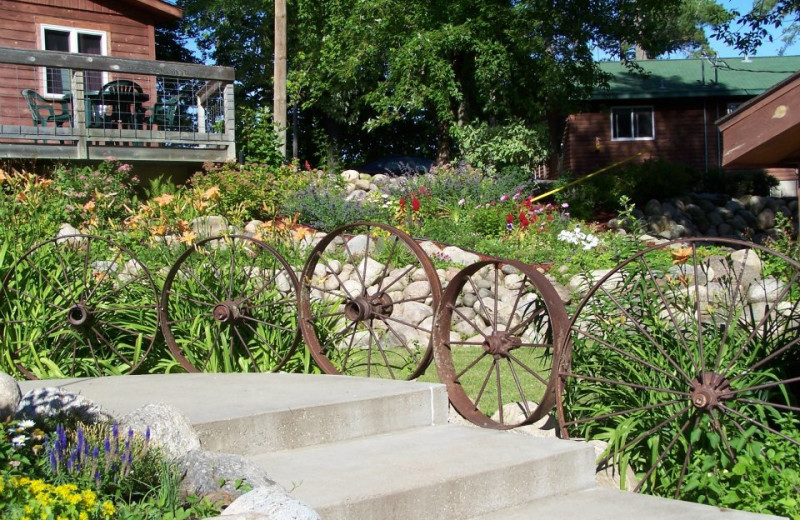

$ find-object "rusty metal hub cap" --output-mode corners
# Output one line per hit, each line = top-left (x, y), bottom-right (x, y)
(344, 292), (393, 322)
(689, 372), (731, 411)
(213, 300), (242, 324)
(67, 304), (93, 328)
(483, 331), (522, 360)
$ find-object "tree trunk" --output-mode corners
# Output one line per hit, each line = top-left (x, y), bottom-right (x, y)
(436, 119), (452, 164)
(274, 0), (287, 159)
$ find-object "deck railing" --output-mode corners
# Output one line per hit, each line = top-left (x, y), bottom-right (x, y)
(0, 47), (236, 163)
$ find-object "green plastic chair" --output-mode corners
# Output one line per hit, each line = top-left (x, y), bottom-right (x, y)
(21, 89), (72, 127)
(146, 95), (181, 131)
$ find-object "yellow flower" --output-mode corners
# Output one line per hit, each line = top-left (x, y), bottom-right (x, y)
(101, 501), (116, 517)
(153, 193), (174, 207)
(82, 489), (97, 508)
(79, 512), (89, 520)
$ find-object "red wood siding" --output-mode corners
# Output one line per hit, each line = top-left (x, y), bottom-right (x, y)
(0, 0), (161, 126)
(563, 99), (746, 176)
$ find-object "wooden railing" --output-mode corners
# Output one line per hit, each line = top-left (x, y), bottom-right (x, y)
(0, 47), (236, 163)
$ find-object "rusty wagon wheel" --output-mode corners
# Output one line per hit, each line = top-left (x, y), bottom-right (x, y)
(434, 259), (569, 429)
(298, 222), (441, 379)
(160, 234), (301, 373)
(556, 237), (800, 497)
(0, 234), (158, 379)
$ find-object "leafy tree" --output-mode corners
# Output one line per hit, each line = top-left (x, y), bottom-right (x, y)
(180, 0), (711, 166)
(714, 0), (800, 55)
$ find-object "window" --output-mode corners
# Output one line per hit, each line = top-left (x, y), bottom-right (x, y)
(611, 106), (654, 140)
(40, 25), (107, 96)
(726, 102), (741, 115)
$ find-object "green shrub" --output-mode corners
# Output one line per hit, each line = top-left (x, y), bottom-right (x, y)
(695, 168), (778, 196)
(236, 106), (284, 166)
(190, 162), (314, 223)
(54, 160), (140, 228)
(450, 119), (549, 175)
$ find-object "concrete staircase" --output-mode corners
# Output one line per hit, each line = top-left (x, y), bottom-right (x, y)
(20, 373), (782, 519)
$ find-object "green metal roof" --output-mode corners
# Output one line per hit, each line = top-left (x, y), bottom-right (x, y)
(593, 56), (800, 100)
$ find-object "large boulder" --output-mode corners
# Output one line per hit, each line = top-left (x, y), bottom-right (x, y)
(120, 403), (200, 460)
(178, 450), (279, 501)
(220, 486), (321, 520)
(16, 387), (111, 424)
(0, 372), (21, 421)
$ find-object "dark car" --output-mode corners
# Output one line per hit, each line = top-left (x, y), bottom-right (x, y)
(355, 156), (434, 175)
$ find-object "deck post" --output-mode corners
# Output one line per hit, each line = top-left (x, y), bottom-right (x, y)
(71, 71), (88, 159)
(224, 83), (236, 162)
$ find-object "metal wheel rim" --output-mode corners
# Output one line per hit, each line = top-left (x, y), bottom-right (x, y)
(434, 259), (569, 429)
(298, 222), (442, 379)
(556, 237), (800, 496)
(160, 234), (301, 373)
(1, 234), (158, 379)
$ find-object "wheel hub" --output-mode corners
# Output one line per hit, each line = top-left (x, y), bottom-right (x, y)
(344, 293), (393, 322)
(67, 304), (93, 328)
(213, 300), (242, 324)
(690, 372), (731, 411)
(483, 331), (522, 360)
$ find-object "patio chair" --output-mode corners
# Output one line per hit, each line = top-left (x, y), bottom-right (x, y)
(98, 80), (148, 129)
(146, 95), (182, 131)
(21, 89), (72, 127)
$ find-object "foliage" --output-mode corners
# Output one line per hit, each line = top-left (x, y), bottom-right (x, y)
(713, 0), (800, 55)
(236, 106), (285, 165)
(182, 0), (697, 163)
(0, 419), (224, 519)
(450, 120), (549, 175)
(54, 160), (140, 229)
(282, 185), (392, 232)
(189, 162), (314, 223)
(0, 167), (68, 253)
(695, 168), (778, 197)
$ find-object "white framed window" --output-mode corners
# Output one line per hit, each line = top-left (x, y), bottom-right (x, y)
(40, 24), (108, 96)
(611, 106), (654, 140)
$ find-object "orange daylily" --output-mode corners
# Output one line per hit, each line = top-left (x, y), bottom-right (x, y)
(670, 246), (692, 265)
(153, 193), (175, 207)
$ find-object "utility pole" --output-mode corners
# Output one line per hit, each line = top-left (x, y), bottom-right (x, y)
(274, 0), (287, 159)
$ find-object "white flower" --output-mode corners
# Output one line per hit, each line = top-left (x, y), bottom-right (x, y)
(458, 198), (465, 206)
(11, 434), (28, 447)
(17, 420), (35, 429)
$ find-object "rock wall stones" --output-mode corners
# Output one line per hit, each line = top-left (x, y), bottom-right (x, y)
(608, 194), (798, 242)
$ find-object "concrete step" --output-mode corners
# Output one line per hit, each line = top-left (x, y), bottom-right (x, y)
(249, 423), (596, 520)
(467, 487), (784, 520)
(19, 372), (450, 453)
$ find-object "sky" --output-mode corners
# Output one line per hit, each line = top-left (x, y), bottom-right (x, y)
(594, 0), (800, 60)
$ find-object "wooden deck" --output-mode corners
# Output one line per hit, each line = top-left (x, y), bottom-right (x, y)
(0, 47), (236, 163)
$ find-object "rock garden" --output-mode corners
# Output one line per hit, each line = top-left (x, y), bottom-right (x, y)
(0, 157), (799, 519)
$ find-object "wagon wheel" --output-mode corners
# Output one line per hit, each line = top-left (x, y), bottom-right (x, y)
(160, 234), (301, 373)
(0, 234), (158, 379)
(556, 237), (800, 498)
(434, 259), (569, 429)
(298, 222), (441, 379)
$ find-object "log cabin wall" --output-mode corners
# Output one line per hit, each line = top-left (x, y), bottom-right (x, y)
(563, 98), (751, 177)
(0, 0), (176, 127)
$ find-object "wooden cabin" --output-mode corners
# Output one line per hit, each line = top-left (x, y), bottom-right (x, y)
(561, 57), (800, 181)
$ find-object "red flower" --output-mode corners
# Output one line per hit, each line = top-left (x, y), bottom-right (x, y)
(418, 186), (427, 195)
(304, 160), (312, 171)
(399, 198), (406, 212)
(506, 213), (514, 224)
(411, 196), (420, 212)
(519, 212), (530, 229)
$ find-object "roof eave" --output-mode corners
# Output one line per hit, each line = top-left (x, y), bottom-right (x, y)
(121, 0), (182, 23)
